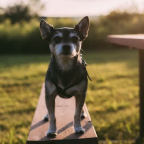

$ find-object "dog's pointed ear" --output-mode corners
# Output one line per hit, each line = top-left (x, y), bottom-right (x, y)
(39, 19), (54, 41)
(74, 16), (89, 41)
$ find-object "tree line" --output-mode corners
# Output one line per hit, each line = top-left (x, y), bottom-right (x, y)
(0, 1), (144, 54)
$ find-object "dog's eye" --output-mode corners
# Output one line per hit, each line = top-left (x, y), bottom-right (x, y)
(71, 36), (78, 43)
(53, 36), (62, 43)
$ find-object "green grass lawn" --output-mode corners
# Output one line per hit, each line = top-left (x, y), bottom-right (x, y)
(0, 49), (139, 144)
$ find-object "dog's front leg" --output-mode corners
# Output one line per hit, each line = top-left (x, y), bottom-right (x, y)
(65, 79), (87, 133)
(45, 81), (57, 137)
(74, 94), (86, 133)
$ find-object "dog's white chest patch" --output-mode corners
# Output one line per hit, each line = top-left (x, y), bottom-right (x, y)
(56, 56), (74, 71)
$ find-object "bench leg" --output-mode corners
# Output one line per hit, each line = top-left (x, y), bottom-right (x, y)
(139, 50), (144, 139)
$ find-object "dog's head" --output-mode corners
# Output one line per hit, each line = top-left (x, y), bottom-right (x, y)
(39, 16), (89, 57)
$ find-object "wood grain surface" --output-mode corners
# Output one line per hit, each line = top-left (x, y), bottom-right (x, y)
(27, 83), (98, 144)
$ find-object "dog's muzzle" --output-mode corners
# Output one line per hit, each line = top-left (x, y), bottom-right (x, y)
(62, 44), (71, 55)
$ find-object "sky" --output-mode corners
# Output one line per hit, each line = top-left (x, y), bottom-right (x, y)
(0, 0), (144, 17)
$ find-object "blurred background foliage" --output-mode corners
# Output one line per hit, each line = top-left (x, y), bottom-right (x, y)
(0, 0), (144, 54)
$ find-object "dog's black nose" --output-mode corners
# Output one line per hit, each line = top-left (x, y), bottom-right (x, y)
(62, 45), (71, 52)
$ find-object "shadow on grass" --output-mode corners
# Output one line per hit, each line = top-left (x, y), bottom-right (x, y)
(0, 54), (51, 68)
(83, 49), (138, 69)
(0, 49), (138, 70)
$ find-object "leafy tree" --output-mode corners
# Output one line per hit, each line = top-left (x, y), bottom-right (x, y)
(2, 0), (44, 24)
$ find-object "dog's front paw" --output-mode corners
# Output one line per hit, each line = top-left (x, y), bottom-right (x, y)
(74, 127), (85, 134)
(44, 114), (49, 121)
(46, 129), (57, 137)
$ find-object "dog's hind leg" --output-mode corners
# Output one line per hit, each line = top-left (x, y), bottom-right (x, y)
(81, 107), (86, 119)
(45, 81), (57, 137)
(44, 114), (49, 121)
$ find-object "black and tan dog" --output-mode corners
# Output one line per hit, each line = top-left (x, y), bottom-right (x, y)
(39, 16), (90, 137)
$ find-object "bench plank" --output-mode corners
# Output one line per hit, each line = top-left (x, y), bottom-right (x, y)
(27, 83), (98, 144)
(107, 34), (144, 49)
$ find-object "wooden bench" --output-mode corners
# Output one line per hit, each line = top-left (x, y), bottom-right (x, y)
(27, 83), (98, 144)
(107, 34), (144, 141)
